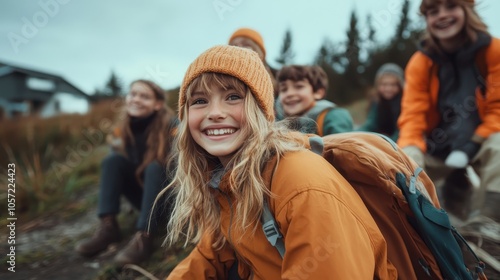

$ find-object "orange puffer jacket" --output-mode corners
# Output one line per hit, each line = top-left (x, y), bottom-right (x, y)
(167, 150), (397, 279)
(397, 37), (500, 152)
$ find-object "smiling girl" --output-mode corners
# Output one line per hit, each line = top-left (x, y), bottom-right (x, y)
(76, 79), (177, 265)
(398, 0), (500, 221)
(358, 63), (404, 141)
(162, 45), (397, 279)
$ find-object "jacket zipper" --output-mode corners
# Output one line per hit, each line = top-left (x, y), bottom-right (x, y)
(219, 190), (235, 245)
(220, 189), (256, 279)
(210, 170), (251, 277)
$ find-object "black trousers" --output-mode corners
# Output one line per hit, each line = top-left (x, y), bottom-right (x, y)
(97, 153), (173, 232)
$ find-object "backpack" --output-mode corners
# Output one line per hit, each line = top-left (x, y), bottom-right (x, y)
(302, 99), (337, 136)
(261, 132), (487, 280)
(315, 108), (332, 137)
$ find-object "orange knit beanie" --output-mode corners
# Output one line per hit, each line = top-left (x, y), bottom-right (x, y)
(179, 45), (274, 121)
(228, 28), (266, 59)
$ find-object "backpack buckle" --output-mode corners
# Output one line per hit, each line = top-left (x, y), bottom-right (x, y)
(262, 220), (282, 246)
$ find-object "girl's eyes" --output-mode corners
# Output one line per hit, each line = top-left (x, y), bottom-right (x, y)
(191, 98), (207, 105)
(426, 3), (458, 16)
(278, 83), (304, 92)
(227, 93), (243, 101)
(189, 92), (243, 105)
(427, 8), (438, 16)
(129, 91), (153, 99)
(445, 3), (457, 9)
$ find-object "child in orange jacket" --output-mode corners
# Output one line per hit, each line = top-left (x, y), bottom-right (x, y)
(161, 45), (397, 279)
(398, 0), (500, 222)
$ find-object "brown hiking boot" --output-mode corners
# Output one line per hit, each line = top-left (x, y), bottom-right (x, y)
(114, 231), (154, 265)
(75, 215), (121, 257)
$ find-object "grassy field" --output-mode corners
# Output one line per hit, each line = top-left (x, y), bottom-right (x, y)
(0, 99), (121, 221)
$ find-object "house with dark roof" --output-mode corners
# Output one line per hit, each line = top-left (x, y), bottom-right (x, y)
(0, 61), (90, 119)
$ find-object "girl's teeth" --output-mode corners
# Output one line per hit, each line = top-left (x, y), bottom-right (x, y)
(207, 129), (234, 136)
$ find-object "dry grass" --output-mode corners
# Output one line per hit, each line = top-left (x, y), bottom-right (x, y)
(0, 99), (122, 217)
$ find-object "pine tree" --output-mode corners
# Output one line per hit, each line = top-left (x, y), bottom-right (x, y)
(362, 0), (423, 105)
(314, 39), (333, 66)
(314, 39), (340, 103)
(394, 0), (411, 42)
(365, 14), (377, 49)
(313, 0), (424, 105)
(344, 10), (361, 72)
(275, 29), (295, 66)
(339, 9), (364, 104)
(104, 71), (123, 97)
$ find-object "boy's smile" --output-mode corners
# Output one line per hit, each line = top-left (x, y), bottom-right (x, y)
(188, 84), (246, 167)
(279, 79), (322, 117)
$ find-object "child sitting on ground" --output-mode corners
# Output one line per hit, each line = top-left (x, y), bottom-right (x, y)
(357, 63), (404, 142)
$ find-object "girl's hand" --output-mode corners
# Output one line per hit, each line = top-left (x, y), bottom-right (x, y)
(445, 150), (469, 169)
(402, 146), (425, 168)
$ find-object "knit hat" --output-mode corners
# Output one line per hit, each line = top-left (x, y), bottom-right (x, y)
(179, 45), (274, 121)
(375, 63), (404, 88)
(228, 28), (266, 59)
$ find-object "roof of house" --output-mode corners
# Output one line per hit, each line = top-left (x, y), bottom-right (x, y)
(0, 60), (88, 98)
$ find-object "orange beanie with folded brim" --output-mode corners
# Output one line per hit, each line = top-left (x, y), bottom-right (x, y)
(179, 45), (274, 121)
(228, 28), (266, 59)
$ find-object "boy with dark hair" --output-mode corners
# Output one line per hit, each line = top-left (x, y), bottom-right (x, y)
(277, 65), (353, 135)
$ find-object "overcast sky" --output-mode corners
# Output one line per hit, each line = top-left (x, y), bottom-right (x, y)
(1, 0), (499, 94)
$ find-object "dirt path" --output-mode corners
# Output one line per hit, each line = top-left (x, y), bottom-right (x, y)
(0, 212), (97, 280)
(1, 210), (108, 280)
(0, 193), (179, 280)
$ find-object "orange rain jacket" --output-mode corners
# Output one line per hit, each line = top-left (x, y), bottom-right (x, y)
(398, 37), (500, 152)
(167, 150), (397, 279)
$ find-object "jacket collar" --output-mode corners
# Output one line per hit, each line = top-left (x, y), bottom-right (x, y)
(419, 32), (491, 64)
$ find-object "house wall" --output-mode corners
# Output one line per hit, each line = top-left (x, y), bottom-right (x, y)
(0, 75), (19, 100)
(39, 92), (90, 118)
(0, 72), (89, 119)
(0, 98), (30, 118)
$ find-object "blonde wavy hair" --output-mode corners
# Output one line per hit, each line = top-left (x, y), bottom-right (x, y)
(419, 0), (489, 54)
(159, 73), (305, 247)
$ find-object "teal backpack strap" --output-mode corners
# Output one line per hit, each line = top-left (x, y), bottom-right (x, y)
(315, 108), (331, 137)
(397, 168), (483, 279)
(309, 136), (324, 155)
(261, 136), (324, 259)
(409, 167), (423, 194)
(261, 200), (285, 258)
